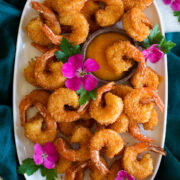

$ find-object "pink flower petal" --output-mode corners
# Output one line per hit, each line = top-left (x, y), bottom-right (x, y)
(34, 143), (43, 155)
(82, 74), (98, 91)
(148, 44), (158, 50)
(149, 48), (164, 63)
(65, 77), (82, 91)
(142, 49), (149, 61)
(83, 59), (100, 73)
(68, 54), (83, 71)
(163, 0), (171, 4)
(115, 170), (135, 180)
(44, 157), (55, 169)
(33, 153), (43, 165)
(44, 142), (58, 163)
(62, 62), (76, 78)
(171, 0), (180, 11)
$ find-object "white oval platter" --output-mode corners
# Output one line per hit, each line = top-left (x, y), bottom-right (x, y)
(13, 1), (168, 180)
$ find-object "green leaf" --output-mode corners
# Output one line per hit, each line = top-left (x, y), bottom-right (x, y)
(18, 158), (39, 176)
(159, 40), (176, 54)
(40, 166), (58, 180)
(77, 86), (97, 106)
(174, 11), (180, 23)
(54, 51), (66, 63)
(55, 37), (82, 63)
(139, 24), (176, 54)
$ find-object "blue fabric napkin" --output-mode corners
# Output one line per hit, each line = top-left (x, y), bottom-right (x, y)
(0, 1), (179, 180)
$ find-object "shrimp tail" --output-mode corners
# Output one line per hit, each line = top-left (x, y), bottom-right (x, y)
(149, 143), (167, 156)
(90, 150), (109, 175)
(42, 24), (62, 45)
(129, 121), (154, 143)
(143, 87), (165, 112)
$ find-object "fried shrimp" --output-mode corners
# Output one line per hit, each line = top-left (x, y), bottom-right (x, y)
(90, 129), (125, 174)
(59, 114), (94, 136)
(130, 67), (160, 89)
(42, 12), (89, 45)
(19, 89), (50, 126)
(89, 156), (108, 180)
(56, 126), (92, 161)
(123, 8), (153, 41)
(55, 156), (72, 174)
(81, 0), (100, 32)
(109, 113), (129, 133)
(25, 103), (57, 145)
(48, 88), (81, 122)
(111, 84), (133, 99)
(107, 159), (122, 180)
(143, 108), (158, 130)
(26, 2), (61, 46)
(122, 142), (166, 179)
(26, 18), (52, 46)
(65, 162), (88, 180)
(129, 120), (153, 142)
(24, 59), (38, 86)
(94, 0), (124, 27)
(34, 48), (66, 90)
(31, 1), (61, 34)
(106, 40), (145, 74)
(89, 82), (124, 125)
(122, 0), (154, 11)
(52, 0), (86, 13)
(124, 88), (164, 123)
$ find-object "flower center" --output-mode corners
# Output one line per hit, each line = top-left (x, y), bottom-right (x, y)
(123, 178), (127, 180)
(42, 153), (48, 160)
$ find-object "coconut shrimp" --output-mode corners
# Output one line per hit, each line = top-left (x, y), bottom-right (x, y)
(52, 0), (86, 13)
(25, 103), (57, 145)
(109, 113), (129, 133)
(19, 89), (50, 126)
(89, 156), (108, 180)
(94, 0), (124, 27)
(42, 11), (89, 45)
(129, 120), (153, 143)
(130, 67), (160, 89)
(124, 87), (164, 123)
(89, 82), (124, 125)
(123, 8), (153, 41)
(31, 1), (61, 34)
(56, 126), (92, 161)
(106, 40), (145, 74)
(122, 0), (154, 11)
(24, 59), (38, 86)
(122, 142), (166, 179)
(90, 129), (125, 174)
(26, 3), (61, 46)
(65, 162), (88, 180)
(59, 113), (94, 136)
(81, 0), (100, 32)
(34, 48), (66, 90)
(107, 159), (122, 180)
(48, 88), (82, 122)
(111, 84), (133, 99)
(55, 156), (72, 174)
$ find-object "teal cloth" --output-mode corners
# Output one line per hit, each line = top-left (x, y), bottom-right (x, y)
(0, 1), (180, 180)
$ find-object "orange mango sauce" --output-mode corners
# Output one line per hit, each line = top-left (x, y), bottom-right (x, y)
(86, 32), (130, 81)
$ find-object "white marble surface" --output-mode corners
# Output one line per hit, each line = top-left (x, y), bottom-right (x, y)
(156, 0), (180, 32)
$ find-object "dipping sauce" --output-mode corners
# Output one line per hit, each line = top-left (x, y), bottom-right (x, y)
(86, 32), (130, 81)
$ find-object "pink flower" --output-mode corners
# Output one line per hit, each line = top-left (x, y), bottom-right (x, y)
(33, 143), (58, 169)
(142, 44), (164, 63)
(115, 170), (135, 180)
(163, 0), (180, 11)
(62, 54), (100, 91)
